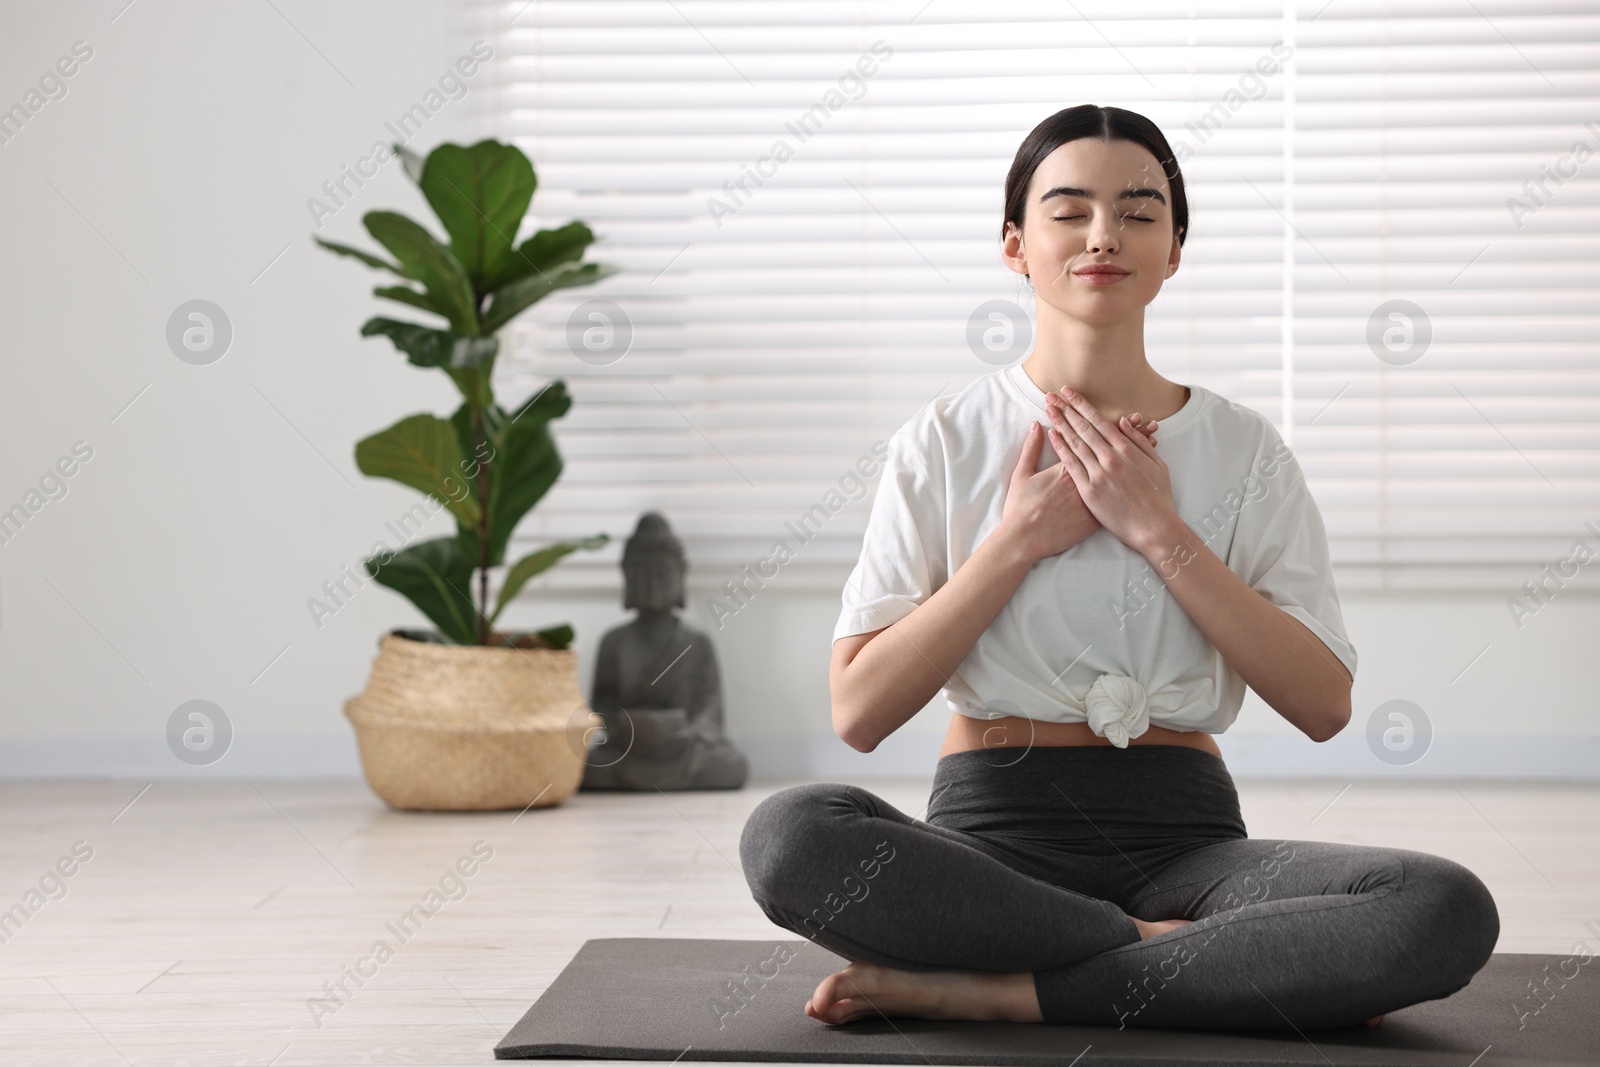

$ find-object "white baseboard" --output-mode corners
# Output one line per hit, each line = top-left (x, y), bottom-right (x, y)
(1, 730), (1595, 780)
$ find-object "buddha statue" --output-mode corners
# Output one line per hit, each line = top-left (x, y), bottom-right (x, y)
(580, 511), (750, 790)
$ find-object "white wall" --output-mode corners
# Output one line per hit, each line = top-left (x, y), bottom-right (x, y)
(0, 0), (505, 767)
(2, 3), (1596, 781)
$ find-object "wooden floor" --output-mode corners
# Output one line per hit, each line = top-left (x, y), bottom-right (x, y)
(1, 776), (1596, 1065)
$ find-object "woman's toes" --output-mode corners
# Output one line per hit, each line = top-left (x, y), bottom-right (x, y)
(810, 964), (874, 1023)
(824, 996), (874, 1024)
(809, 972), (847, 1017)
(807, 984), (873, 1025)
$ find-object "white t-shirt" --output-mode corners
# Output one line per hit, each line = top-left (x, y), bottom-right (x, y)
(833, 362), (1357, 743)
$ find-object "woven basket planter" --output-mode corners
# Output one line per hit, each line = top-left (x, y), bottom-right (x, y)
(343, 631), (601, 812)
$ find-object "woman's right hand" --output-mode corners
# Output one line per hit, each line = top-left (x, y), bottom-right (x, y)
(1000, 416), (1157, 563)
(832, 414), (1152, 751)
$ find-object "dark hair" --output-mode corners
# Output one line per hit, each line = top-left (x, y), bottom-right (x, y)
(1001, 105), (1189, 279)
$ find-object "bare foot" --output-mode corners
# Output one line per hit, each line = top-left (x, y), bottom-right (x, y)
(1130, 916), (1194, 940)
(1364, 1014), (1385, 1027)
(806, 961), (1043, 1025)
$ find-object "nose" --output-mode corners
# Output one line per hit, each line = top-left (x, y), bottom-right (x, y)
(1086, 208), (1121, 254)
(1087, 230), (1118, 255)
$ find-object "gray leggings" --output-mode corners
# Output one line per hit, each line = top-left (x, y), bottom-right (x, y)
(738, 745), (1500, 1031)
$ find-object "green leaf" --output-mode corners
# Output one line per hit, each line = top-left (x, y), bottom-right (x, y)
(484, 220), (598, 292)
(445, 366), (494, 409)
(418, 140), (536, 292)
(354, 414), (482, 529)
(504, 381), (573, 425)
(361, 211), (478, 333)
(313, 236), (403, 274)
(373, 285), (450, 319)
(490, 534), (609, 623)
(361, 318), (499, 369)
(481, 261), (622, 334)
(394, 142), (426, 184)
(451, 381), (573, 567)
(533, 623), (574, 650)
(364, 537), (479, 645)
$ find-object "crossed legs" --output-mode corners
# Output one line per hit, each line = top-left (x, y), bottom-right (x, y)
(739, 781), (1500, 1031)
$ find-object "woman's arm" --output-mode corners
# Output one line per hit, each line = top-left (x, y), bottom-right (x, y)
(831, 419), (1113, 752)
(1133, 519), (1353, 739)
(1044, 388), (1353, 742)
(829, 526), (1035, 752)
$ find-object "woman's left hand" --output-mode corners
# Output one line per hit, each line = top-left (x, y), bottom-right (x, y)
(1043, 387), (1182, 555)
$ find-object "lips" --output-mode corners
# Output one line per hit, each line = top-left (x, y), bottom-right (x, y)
(1073, 263), (1130, 287)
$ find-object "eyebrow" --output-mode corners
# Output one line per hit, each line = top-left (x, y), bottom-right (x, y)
(1039, 185), (1167, 206)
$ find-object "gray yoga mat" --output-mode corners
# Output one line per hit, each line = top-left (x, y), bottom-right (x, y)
(494, 937), (1598, 1065)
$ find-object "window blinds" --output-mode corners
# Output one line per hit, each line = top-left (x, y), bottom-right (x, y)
(468, 0), (1599, 596)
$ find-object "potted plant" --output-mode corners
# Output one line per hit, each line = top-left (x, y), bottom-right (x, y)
(315, 138), (619, 812)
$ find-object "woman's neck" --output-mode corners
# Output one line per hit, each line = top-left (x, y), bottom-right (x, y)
(1020, 311), (1187, 425)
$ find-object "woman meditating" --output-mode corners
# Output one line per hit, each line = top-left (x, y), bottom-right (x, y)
(738, 104), (1500, 1032)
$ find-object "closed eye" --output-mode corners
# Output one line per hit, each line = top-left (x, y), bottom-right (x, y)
(1053, 215), (1154, 223)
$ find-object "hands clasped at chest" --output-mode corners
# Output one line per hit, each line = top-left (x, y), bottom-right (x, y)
(1001, 386), (1182, 564)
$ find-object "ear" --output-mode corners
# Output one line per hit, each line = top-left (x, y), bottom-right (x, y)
(1000, 221), (1029, 279)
